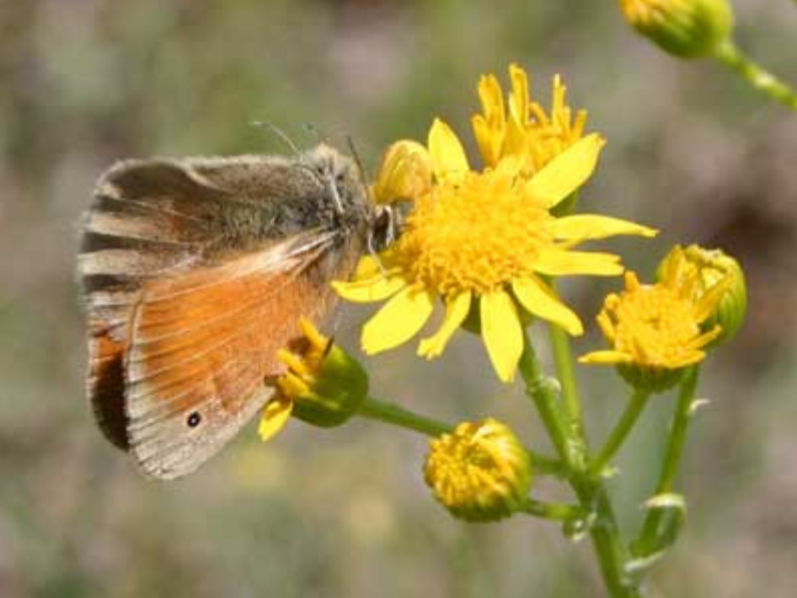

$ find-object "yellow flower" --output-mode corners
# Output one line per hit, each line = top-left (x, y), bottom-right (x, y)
(335, 120), (657, 382)
(472, 63), (589, 174)
(618, 0), (734, 58)
(424, 418), (531, 522)
(579, 261), (726, 391)
(258, 318), (369, 441)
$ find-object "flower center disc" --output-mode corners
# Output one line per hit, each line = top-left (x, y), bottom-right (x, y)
(398, 170), (553, 298)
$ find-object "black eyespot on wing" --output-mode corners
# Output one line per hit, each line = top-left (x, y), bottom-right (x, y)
(187, 411), (202, 428)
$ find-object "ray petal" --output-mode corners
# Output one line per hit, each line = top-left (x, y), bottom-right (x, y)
(512, 277), (583, 335)
(524, 133), (605, 209)
(361, 285), (435, 354)
(550, 214), (658, 241)
(418, 291), (472, 359)
(428, 119), (470, 181)
(480, 289), (524, 383)
(258, 396), (293, 441)
(332, 273), (408, 303)
(534, 249), (623, 277)
(578, 350), (634, 365)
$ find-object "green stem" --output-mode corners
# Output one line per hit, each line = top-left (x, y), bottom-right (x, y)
(518, 339), (572, 466)
(713, 40), (797, 111)
(519, 333), (640, 597)
(520, 498), (585, 522)
(635, 367), (700, 554)
(359, 396), (566, 477)
(578, 481), (642, 598)
(549, 322), (588, 453)
(589, 388), (652, 477)
(359, 396), (451, 437)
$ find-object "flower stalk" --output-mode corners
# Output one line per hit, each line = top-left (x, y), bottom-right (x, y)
(359, 396), (567, 478)
(634, 366), (700, 556)
(713, 40), (797, 111)
(590, 388), (652, 477)
(519, 330), (642, 597)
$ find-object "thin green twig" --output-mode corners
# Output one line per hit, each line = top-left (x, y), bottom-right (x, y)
(519, 498), (585, 522)
(713, 40), (797, 111)
(589, 388), (652, 476)
(634, 367), (700, 555)
(358, 396), (566, 477)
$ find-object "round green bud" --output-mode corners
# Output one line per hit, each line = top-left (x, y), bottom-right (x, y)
(618, 0), (734, 58)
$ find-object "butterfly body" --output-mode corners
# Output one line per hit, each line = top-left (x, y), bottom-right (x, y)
(78, 145), (386, 480)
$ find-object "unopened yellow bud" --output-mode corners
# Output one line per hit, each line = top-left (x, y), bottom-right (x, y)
(424, 419), (532, 522)
(579, 268), (725, 393)
(657, 244), (747, 347)
(371, 140), (432, 204)
(618, 0), (734, 58)
(259, 318), (368, 441)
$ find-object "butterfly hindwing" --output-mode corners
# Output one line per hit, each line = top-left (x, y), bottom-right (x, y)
(124, 235), (341, 479)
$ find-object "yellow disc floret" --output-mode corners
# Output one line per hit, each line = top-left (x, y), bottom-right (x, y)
(398, 165), (554, 298)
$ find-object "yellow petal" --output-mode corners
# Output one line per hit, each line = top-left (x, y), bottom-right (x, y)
(524, 133), (605, 209)
(351, 249), (402, 279)
(477, 73), (505, 124)
(480, 289), (524, 383)
(332, 273), (408, 303)
(550, 215), (658, 241)
(578, 350), (634, 365)
(533, 249), (623, 277)
(508, 63), (529, 123)
(503, 114), (528, 160)
(418, 291), (472, 359)
(361, 285), (435, 354)
(472, 114), (502, 167)
(512, 277), (583, 336)
(494, 154), (525, 178)
(258, 395), (293, 441)
(428, 119), (469, 181)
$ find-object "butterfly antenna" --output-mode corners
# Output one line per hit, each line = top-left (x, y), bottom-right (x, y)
(346, 135), (371, 191)
(251, 121), (301, 157)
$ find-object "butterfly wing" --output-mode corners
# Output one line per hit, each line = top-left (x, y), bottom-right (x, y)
(79, 159), (223, 450)
(124, 233), (342, 479)
(78, 155), (362, 477)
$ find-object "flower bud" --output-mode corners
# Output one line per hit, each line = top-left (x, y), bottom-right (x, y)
(371, 140), (433, 204)
(579, 270), (724, 393)
(424, 419), (532, 522)
(259, 318), (368, 441)
(618, 0), (734, 58)
(657, 244), (747, 347)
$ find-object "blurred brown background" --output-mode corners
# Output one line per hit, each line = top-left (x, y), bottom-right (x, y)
(1, 0), (795, 596)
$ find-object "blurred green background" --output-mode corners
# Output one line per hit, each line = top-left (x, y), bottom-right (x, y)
(1, 0), (796, 596)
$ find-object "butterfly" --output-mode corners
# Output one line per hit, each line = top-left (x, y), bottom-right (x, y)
(77, 144), (398, 480)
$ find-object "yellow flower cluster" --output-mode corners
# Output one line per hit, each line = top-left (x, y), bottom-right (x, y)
(336, 64), (656, 382)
